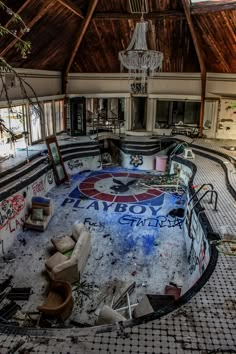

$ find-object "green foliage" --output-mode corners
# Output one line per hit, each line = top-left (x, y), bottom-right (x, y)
(74, 279), (90, 306)
(0, 0), (31, 59)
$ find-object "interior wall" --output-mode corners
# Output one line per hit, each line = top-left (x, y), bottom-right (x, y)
(216, 98), (236, 139)
(1, 69), (236, 139)
(0, 69), (62, 102)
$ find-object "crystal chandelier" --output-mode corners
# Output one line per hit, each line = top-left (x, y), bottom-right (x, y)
(119, 17), (163, 94)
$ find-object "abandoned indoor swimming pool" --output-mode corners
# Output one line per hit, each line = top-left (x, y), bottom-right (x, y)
(0, 135), (235, 353)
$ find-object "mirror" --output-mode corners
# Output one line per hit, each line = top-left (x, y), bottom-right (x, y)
(46, 136), (68, 185)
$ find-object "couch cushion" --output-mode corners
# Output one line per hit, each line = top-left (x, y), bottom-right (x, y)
(51, 235), (75, 253)
(31, 208), (44, 221)
(45, 252), (69, 271)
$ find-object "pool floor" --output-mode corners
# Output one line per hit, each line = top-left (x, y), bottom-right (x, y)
(1, 167), (189, 326)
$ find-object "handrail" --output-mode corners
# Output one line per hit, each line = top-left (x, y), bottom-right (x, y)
(188, 190), (218, 238)
(169, 142), (188, 160)
(188, 183), (214, 205)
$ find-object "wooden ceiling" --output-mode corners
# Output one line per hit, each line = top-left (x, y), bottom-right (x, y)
(0, 0), (235, 73)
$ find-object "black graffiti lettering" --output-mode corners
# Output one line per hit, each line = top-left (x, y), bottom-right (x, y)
(118, 214), (185, 229)
(119, 214), (140, 227)
(146, 218), (159, 228)
(83, 217), (105, 232)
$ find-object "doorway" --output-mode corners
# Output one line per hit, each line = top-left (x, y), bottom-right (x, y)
(132, 97), (147, 131)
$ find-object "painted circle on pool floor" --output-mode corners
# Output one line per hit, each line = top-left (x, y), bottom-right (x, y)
(79, 172), (164, 203)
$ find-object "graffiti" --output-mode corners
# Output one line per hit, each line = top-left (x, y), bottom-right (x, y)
(110, 178), (136, 193)
(130, 155), (143, 167)
(118, 214), (184, 229)
(47, 170), (54, 184)
(32, 179), (44, 195)
(8, 214), (28, 233)
(83, 217), (105, 232)
(68, 159), (83, 170)
(173, 162), (192, 181)
(0, 195), (25, 230)
(188, 236), (208, 276)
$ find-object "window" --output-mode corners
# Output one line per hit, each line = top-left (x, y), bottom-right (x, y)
(30, 104), (42, 142)
(44, 102), (54, 137)
(55, 100), (64, 133)
(155, 100), (200, 128)
(0, 105), (25, 139)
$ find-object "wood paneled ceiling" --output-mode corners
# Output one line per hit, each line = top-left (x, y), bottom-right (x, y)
(0, 0), (235, 73)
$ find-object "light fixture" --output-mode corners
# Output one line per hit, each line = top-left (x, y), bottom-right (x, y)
(118, 7), (163, 94)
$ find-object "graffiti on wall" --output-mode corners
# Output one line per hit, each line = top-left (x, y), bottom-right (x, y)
(0, 195), (25, 230)
(47, 170), (54, 184)
(184, 205), (209, 286)
(32, 179), (45, 195)
(68, 159), (84, 170)
(130, 155), (143, 167)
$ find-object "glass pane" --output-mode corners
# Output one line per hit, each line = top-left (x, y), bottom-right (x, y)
(55, 100), (64, 133)
(184, 102), (200, 124)
(30, 104), (42, 142)
(0, 105), (25, 136)
(155, 101), (170, 128)
(172, 101), (185, 124)
(44, 102), (53, 136)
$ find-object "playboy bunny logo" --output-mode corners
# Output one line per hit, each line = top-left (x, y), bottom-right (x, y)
(110, 178), (136, 193)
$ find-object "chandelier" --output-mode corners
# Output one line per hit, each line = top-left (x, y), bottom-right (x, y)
(119, 18), (163, 94)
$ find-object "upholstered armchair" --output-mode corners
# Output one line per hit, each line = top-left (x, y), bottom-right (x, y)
(45, 223), (91, 284)
(24, 196), (53, 232)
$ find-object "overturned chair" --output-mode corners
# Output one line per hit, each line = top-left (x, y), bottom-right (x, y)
(38, 280), (73, 321)
(45, 222), (91, 284)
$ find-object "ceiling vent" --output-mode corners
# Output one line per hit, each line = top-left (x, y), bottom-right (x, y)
(129, 0), (148, 13)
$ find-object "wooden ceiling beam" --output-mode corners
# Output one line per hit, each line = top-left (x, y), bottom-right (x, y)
(191, 1), (236, 14)
(4, 0), (32, 28)
(182, 0), (206, 138)
(0, 1), (54, 57)
(55, 0), (84, 19)
(93, 11), (185, 20)
(63, 0), (98, 92)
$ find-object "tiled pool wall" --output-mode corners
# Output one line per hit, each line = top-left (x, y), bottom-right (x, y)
(170, 159), (212, 293)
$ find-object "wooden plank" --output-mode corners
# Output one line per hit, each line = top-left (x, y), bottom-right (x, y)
(55, 0), (84, 19)
(4, 0), (32, 29)
(92, 20), (111, 70)
(63, 0), (98, 92)
(93, 11), (185, 20)
(191, 1), (236, 14)
(182, 0), (206, 137)
(0, 1), (55, 57)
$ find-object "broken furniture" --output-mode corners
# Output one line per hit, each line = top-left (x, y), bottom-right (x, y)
(24, 197), (54, 232)
(7, 288), (32, 301)
(45, 222), (91, 283)
(133, 294), (175, 318)
(165, 284), (181, 300)
(0, 301), (21, 322)
(97, 305), (126, 325)
(37, 280), (73, 321)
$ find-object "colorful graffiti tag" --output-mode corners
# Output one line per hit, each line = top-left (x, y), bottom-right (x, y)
(0, 195), (25, 230)
(32, 179), (45, 195)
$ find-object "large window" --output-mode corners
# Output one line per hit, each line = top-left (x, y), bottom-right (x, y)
(55, 100), (64, 133)
(30, 104), (42, 142)
(44, 102), (54, 137)
(0, 105), (26, 138)
(85, 97), (125, 133)
(155, 100), (200, 128)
